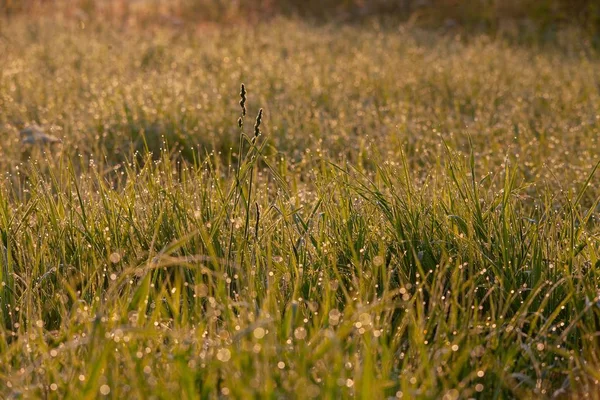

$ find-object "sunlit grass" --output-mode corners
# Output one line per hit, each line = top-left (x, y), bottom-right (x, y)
(1, 16), (600, 399)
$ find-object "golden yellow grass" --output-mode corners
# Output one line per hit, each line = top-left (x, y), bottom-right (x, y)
(1, 14), (600, 399)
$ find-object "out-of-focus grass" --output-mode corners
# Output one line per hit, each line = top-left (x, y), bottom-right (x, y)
(3, 0), (600, 35)
(1, 14), (600, 399)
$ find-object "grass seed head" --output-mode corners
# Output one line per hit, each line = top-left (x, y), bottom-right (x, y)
(254, 108), (263, 138)
(239, 83), (247, 117)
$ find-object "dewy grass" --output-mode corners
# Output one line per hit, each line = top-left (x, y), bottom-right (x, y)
(1, 16), (600, 400)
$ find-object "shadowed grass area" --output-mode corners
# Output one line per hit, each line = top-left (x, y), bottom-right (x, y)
(3, 0), (600, 34)
(1, 15), (600, 399)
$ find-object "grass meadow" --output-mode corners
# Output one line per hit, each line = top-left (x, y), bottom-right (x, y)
(2, 8), (600, 399)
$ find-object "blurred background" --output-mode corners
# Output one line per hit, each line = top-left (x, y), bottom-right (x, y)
(2, 0), (599, 38)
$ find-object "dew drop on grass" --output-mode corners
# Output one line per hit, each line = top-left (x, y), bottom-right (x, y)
(100, 385), (110, 395)
(216, 348), (231, 362)
(537, 343), (545, 351)
(443, 389), (459, 400)
(219, 330), (230, 340)
(253, 327), (266, 339)
(359, 313), (372, 326)
(109, 253), (121, 263)
(328, 309), (341, 326)
(294, 327), (307, 340)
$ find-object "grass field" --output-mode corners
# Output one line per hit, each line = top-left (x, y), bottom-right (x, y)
(1, 11), (600, 399)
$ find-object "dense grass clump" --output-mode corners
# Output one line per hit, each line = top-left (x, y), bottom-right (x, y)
(1, 16), (600, 399)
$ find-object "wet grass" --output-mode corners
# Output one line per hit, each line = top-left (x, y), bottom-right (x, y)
(1, 17), (600, 399)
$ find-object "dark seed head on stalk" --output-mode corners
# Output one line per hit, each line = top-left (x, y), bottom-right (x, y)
(239, 84), (247, 117)
(254, 108), (263, 138)
(254, 202), (260, 241)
